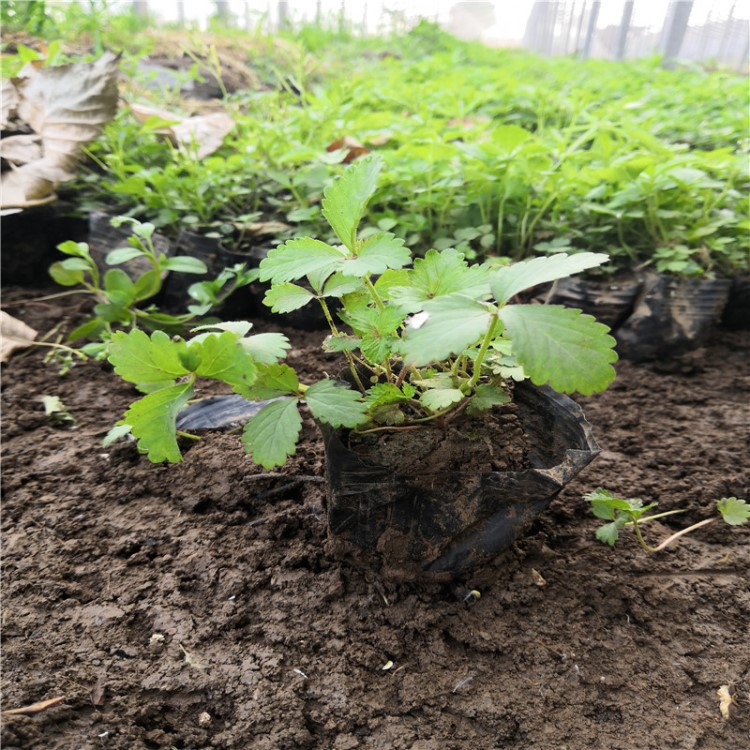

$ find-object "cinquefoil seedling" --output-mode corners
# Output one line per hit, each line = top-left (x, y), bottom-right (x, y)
(106, 155), (618, 467)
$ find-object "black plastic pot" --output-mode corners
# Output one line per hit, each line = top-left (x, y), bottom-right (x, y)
(546, 276), (642, 330)
(88, 210), (173, 280)
(1, 203), (88, 286)
(616, 272), (732, 362)
(721, 275), (750, 331)
(321, 381), (600, 580)
(219, 242), (331, 330)
(157, 229), (224, 313)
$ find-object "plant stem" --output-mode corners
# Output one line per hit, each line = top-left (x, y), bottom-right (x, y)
(363, 276), (385, 311)
(468, 316), (499, 389)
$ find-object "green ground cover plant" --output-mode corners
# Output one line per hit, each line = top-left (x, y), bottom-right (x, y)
(585, 488), (750, 552)
(5, 15), (748, 279)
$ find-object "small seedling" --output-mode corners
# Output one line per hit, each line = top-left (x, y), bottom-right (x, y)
(41, 396), (76, 428)
(49, 216), (258, 354)
(585, 488), (749, 552)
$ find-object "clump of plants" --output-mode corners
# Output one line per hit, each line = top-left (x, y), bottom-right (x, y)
(49, 216), (257, 356)
(585, 488), (749, 552)
(105, 156), (618, 466)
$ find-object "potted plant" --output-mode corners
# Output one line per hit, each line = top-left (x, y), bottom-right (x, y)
(105, 155), (619, 578)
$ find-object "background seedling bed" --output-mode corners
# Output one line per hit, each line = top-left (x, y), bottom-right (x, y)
(2, 287), (748, 750)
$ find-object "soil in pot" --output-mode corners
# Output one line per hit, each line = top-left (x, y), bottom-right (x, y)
(324, 383), (599, 580)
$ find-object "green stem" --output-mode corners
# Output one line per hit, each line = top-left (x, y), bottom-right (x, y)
(468, 316), (499, 389)
(363, 276), (385, 311)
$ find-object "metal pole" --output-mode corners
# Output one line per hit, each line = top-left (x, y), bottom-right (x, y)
(133, 1), (148, 15)
(662, 1), (693, 68)
(581, 0), (600, 59)
(574, 1), (587, 54)
(278, 0), (290, 30)
(176, 1), (185, 25)
(616, 1), (634, 60)
(563, 1), (577, 55)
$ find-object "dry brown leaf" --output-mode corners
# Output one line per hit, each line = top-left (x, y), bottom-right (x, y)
(1, 311), (38, 362)
(0, 158), (68, 208)
(327, 136), (369, 164)
(127, 101), (182, 129)
(126, 103), (233, 159)
(0, 53), (119, 209)
(0, 134), (43, 165)
(13, 52), (120, 171)
(2, 695), (65, 716)
(1, 78), (20, 128)
(172, 112), (234, 159)
(234, 221), (292, 235)
(717, 684), (735, 719)
(91, 677), (106, 707)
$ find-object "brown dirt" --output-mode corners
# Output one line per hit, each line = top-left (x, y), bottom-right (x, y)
(2, 288), (749, 750)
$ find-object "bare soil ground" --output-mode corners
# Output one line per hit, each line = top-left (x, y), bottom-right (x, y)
(2, 288), (749, 750)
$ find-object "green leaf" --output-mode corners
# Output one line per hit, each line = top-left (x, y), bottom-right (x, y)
(246, 363), (299, 399)
(401, 294), (494, 366)
(717, 497), (750, 526)
(57, 240), (91, 258)
(341, 232), (410, 277)
(132, 269), (161, 300)
(365, 383), (412, 408)
(420, 388), (464, 411)
(192, 332), (257, 394)
(102, 423), (132, 447)
(596, 522), (621, 547)
(242, 397), (302, 468)
(499, 305), (617, 395)
(323, 273), (365, 298)
(120, 381), (194, 463)
(104, 269), (136, 302)
(323, 334), (361, 352)
(466, 383), (511, 416)
(305, 380), (368, 428)
(388, 248), (490, 312)
(263, 282), (315, 313)
(241, 333), (291, 364)
(339, 305), (403, 363)
(192, 321), (253, 337)
(67, 317), (104, 342)
(322, 155), (382, 250)
(108, 329), (190, 385)
(162, 256), (209, 274)
(105, 246), (145, 265)
(258, 238), (346, 284)
(49, 261), (84, 286)
(489, 252), (610, 305)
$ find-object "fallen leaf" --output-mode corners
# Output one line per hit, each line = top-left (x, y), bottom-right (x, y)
(90, 678), (106, 707)
(0, 158), (68, 208)
(13, 52), (120, 171)
(530, 568), (546, 586)
(2, 696), (65, 716)
(1, 311), (38, 362)
(0, 52), (119, 209)
(326, 136), (369, 163)
(126, 102), (234, 159)
(1, 78), (20, 127)
(172, 112), (234, 159)
(233, 221), (292, 235)
(0, 134), (43, 164)
(717, 684), (735, 719)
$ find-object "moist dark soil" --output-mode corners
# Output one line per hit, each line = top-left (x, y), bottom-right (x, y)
(347, 401), (530, 475)
(2, 287), (749, 750)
